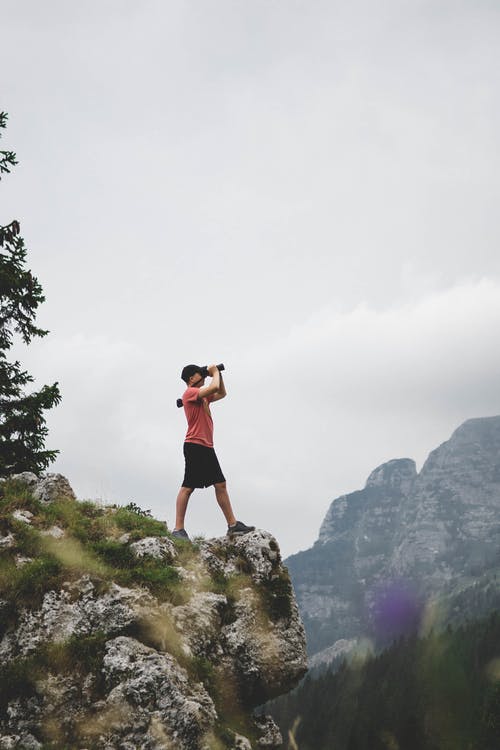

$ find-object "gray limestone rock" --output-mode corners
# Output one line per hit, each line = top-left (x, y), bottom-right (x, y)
(220, 584), (307, 706)
(32, 473), (76, 503)
(253, 714), (283, 748)
(11, 510), (34, 524)
(100, 636), (217, 749)
(201, 531), (307, 706)
(201, 530), (282, 585)
(14, 555), (33, 568)
(130, 536), (176, 563)
(7, 472), (76, 504)
(0, 533), (15, 549)
(0, 492), (306, 749)
(9, 472), (38, 487)
(0, 578), (156, 660)
(231, 735), (252, 750)
(40, 525), (65, 539)
(0, 735), (41, 750)
(170, 591), (228, 658)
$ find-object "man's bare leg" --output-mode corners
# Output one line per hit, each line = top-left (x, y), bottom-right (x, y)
(175, 486), (194, 530)
(214, 482), (237, 527)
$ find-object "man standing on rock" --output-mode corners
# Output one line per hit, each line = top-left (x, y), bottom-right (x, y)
(172, 363), (255, 541)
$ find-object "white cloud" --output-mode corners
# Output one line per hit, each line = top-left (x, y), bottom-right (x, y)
(14, 279), (500, 556)
(2, 1), (500, 555)
(226, 279), (500, 551)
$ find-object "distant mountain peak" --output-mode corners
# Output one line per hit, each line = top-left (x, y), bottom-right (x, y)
(365, 458), (417, 491)
(455, 414), (500, 434)
(286, 416), (500, 659)
(421, 414), (500, 478)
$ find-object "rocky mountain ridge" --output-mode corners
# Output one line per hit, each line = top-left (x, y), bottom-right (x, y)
(0, 473), (307, 749)
(286, 416), (500, 658)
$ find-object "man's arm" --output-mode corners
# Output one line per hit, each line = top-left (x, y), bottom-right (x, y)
(211, 372), (226, 402)
(197, 365), (220, 399)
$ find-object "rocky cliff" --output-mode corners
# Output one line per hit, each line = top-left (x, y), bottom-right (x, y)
(0, 473), (307, 749)
(286, 416), (500, 658)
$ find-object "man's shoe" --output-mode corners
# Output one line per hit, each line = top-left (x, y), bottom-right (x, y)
(172, 528), (190, 541)
(227, 521), (255, 536)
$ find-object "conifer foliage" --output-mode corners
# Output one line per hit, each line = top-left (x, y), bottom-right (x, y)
(0, 112), (61, 476)
(270, 611), (500, 750)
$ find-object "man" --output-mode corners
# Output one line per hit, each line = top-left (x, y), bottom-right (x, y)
(172, 363), (255, 541)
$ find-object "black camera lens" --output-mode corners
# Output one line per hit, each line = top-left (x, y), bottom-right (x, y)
(200, 363), (225, 378)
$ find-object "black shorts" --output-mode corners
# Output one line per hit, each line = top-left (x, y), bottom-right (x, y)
(182, 442), (226, 489)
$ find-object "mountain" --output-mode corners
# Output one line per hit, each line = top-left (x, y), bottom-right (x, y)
(286, 416), (500, 658)
(0, 473), (307, 749)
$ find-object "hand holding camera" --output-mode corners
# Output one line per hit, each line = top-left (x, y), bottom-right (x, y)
(177, 363), (225, 407)
(199, 363), (225, 379)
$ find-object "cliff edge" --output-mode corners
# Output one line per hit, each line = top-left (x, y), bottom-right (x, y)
(0, 473), (307, 749)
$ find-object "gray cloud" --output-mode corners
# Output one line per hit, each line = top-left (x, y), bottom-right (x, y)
(2, 1), (500, 555)
(16, 278), (500, 555)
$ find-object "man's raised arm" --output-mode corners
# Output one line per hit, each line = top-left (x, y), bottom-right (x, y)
(212, 372), (227, 401)
(198, 365), (220, 399)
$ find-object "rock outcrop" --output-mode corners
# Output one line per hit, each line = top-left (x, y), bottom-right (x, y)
(287, 416), (500, 658)
(0, 474), (307, 749)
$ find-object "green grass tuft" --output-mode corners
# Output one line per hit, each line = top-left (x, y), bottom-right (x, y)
(0, 555), (64, 611)
(0, 631), (109, 713)
(112, 506), (169, 538)
(260, 569), (293, 621)
(87, 539), (180, 600)
(189, 655), (217, 689)
(9, 519), (44, 555)
(0, 478), (40, 509)
(90, 539), (136, 567)
(15, 556), (63, 602)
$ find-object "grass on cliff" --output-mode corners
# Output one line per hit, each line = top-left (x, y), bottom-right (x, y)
(0, 479), (187, 623)
(0, 631), (109, 711)
(0, 632), (112, 749)
(209, 536), (293, 622)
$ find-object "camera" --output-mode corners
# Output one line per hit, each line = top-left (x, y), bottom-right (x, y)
(199, 363), (225, 378)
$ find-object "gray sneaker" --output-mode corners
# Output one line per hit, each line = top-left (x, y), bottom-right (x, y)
(172, 528), (190, 541)
(227, 521), (255, 536)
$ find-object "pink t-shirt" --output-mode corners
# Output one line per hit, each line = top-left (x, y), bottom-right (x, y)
(182, 387), (215, 447)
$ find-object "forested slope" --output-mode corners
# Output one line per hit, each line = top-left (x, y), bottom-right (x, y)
(270, 611), (500, 750)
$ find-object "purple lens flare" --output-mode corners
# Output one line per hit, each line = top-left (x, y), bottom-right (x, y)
(370, 579), (423, 639)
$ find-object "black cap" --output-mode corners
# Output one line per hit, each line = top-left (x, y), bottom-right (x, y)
(181, 364), (203, 383)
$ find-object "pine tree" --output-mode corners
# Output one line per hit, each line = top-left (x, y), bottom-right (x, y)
(0, 112), (61, 476)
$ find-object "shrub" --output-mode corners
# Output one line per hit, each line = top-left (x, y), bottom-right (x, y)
(0, 478), (39, 509)
(122, 501), (152, 517)
(0, 656), (37, 711)
(12, 556), (63, 608)
(260, 570), (293, 621)
(190, 655), (216, 689)
(116, 560), (180, 600)
(90, 539), (136, 568)
(10, 519), (44, 556)
(0, 632), (109, 713)
(113, 506), (169, 538)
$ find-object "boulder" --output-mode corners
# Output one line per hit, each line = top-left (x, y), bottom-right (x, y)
(130, 536), (176, 562)
(0, 494), (307, 749)
(32, 473), (76, 503)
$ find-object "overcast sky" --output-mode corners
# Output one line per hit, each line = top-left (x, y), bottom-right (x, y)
(2, 0), (499, 556)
